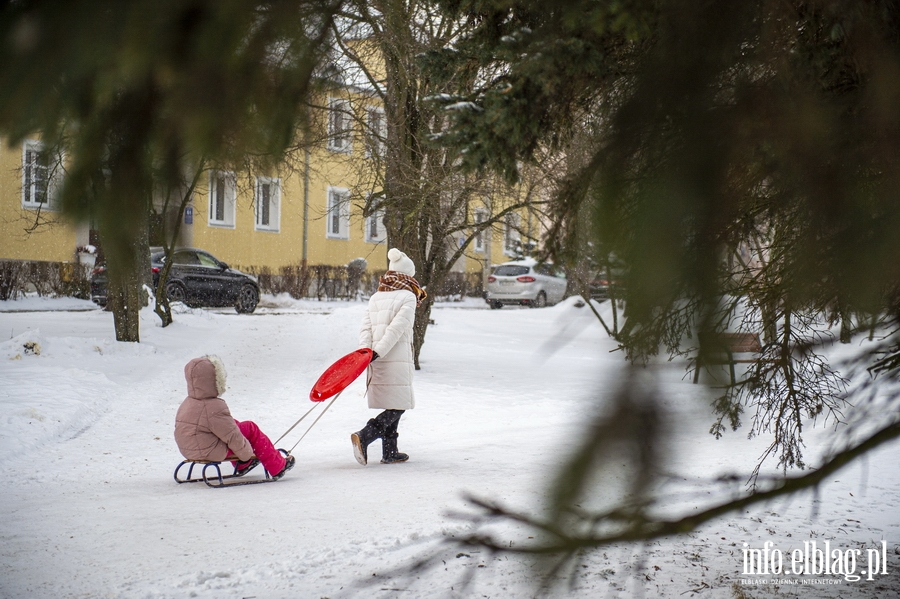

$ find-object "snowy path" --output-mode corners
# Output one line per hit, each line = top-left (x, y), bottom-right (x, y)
(1, 296), (898, 598)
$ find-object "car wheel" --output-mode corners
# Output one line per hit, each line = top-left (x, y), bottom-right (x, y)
(166, 282), (186, 304)
(489, 301), (503, 310)
(532, 291), (547, 308)
(235, 284), (259, 314)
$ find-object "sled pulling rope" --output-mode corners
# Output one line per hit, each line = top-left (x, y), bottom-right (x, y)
(272, 403), (320, 446)
(274, 348), (372, 449)
(285, 392), (341, 453)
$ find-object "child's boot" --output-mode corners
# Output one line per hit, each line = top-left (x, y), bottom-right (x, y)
(272, 453), (295, 480)
(233, 457), (259, 477)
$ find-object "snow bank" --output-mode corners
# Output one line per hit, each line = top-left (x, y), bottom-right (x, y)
(0, 294), (99, 312)
(0, 331), (115, 456)
(0, 297), (898, 599)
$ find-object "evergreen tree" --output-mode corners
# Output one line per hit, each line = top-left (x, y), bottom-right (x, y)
(423, 0), (900, 579)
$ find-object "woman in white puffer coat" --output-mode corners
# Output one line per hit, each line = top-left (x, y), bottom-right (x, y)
(351, 248), (426, 465)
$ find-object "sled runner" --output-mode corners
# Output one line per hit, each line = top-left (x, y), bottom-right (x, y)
(173, 449), (290, 488)
(309, 348), (373, 401)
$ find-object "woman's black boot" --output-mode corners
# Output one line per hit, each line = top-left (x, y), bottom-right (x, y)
(381, 433), (409, 464)
(351, 419), (379, 466)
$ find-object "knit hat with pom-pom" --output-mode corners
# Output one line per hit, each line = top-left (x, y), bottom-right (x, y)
(387, 248), (415, 276)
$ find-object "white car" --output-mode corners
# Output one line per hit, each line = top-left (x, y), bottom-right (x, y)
(485, 259), (568, 309)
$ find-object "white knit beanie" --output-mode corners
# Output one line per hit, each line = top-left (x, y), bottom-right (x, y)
(387, 248), (415, 276)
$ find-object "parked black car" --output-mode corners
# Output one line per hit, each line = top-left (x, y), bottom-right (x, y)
(90, 248), (260, 314)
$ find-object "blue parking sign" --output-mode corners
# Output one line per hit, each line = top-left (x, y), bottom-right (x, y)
(184, 206), (193, 224)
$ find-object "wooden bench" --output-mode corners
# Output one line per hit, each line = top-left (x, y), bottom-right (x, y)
(692, 331), (763, 385)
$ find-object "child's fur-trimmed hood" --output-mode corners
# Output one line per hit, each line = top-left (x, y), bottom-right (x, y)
(184, 355), (227, 399)
(205, 355), (227, 395)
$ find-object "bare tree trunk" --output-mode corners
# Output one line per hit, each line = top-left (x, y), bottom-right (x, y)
(839, 304), (853, 344)
(154, 161), (206, 327)
(100, 89), (156, 343)
(412, 300), (433, 370)
(378, 0), (432, 368)
(104, 214), (147, 343)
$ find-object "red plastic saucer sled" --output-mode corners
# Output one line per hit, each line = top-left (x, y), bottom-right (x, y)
(309, 348), (374, 402)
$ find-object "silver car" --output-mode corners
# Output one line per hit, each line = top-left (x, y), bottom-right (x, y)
(485, 260), (568, 308)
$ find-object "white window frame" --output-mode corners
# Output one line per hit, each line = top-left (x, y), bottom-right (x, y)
(326, 186), (351, 239)
(504, 212), (521, 256)
(365, 106), (386, 159)
(208, 170), (236, 228)
(255, 176), (281, 232)
(473, 208), (487, 253)
(22, 140), (58, 210)
(365, 210), (386, 244)
(327, 97), (352, 153)
(365, 209), (387, 244)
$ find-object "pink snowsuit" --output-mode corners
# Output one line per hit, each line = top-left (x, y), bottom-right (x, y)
(175, 356), (286, 475)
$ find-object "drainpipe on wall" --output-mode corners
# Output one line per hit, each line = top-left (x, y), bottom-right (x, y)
(483, 191), (493, 294)
(302, 148), (310, 268)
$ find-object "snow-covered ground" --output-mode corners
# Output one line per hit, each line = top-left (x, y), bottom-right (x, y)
(1, 294), (898, 599)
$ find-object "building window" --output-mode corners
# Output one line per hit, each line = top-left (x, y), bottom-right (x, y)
(22, 140), (55, 210)
(366, 210), (387, 243)
(365, 106), (385, 159)
(208, 170), (236, 227)
(366, 209), (386, 244)
(255, 177), (280, 232)
(474, 209), (487, 253)
(504, 212), (521, 256)
(328, 97), (352, 153)
(326, 187), (350, 239)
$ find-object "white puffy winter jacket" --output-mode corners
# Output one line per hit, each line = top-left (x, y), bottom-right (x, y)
(359, 289), (417, 410)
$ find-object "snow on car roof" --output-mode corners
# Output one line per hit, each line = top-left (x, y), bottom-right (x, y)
(494, 257), (539, 267)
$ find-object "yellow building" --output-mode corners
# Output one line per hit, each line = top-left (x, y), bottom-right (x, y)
(0, 139), (92, 265)
(180, 149), (388, 274)
(0, 92), (545, 293)
(0, 109), (390, 279)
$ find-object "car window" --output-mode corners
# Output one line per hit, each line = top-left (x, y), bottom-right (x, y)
(197, 253), (220, 268)
(172, 251), (200, 265)
(494, 265), (530, 276)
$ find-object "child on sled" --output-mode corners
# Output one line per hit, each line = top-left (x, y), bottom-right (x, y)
(174, 355), (295, 480)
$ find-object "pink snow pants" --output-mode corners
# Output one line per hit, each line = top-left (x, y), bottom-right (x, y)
(227, 419), (287, 476)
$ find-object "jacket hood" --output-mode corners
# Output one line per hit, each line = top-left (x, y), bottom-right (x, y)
(184, 355), (227, 399)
